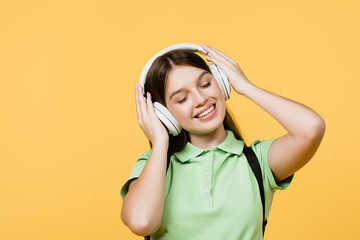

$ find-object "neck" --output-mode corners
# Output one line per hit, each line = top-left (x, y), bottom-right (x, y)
(188, 125), (227, 149)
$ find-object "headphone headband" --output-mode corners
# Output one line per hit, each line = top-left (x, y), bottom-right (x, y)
(139, 43), (208, 89)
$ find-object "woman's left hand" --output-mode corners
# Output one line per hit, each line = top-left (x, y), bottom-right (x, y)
(200, 42), (254, 96)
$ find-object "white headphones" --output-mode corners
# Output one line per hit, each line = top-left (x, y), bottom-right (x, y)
(139, 43), (231, 136)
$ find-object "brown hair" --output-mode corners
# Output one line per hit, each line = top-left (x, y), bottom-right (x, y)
(143, 49), (246, 166)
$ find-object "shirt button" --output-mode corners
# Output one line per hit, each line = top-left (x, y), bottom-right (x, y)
(206, 171), (212, 176)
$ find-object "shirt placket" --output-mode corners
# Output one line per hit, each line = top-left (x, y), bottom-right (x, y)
(204, 149), (214, 208)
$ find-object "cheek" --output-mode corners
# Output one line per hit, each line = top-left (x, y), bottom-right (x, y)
(215, 85), (224, 98)
(168, 105), (192, 123)
(215, 98), (227, 117)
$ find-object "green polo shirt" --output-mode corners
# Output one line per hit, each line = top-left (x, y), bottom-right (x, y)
(120, 130), (294, 239)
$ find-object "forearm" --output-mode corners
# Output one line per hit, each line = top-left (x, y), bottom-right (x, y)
(121, 142), (168, 235)
(242, 83), (325, 139)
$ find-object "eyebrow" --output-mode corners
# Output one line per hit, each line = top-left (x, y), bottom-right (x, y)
(169, 71), (210, 100)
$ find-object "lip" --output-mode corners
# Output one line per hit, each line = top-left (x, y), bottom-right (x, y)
(194, 104), (216, 118)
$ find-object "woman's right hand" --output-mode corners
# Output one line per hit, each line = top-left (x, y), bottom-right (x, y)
(135, 83), (169, 146)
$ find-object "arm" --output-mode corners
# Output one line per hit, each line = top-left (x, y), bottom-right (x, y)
(121, 143), (168, 236)
(240, 84), (325, 182)
(200, 42), (326, 182)
(121, 84), (169, 236)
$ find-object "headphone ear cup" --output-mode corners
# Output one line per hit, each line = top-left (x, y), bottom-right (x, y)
(153, 102), (182, 136)
(208, 63), (231, 100)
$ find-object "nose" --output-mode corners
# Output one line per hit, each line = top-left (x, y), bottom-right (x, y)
(193, 90), (208, 107)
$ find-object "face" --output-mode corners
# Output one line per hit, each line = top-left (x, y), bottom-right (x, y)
(165, 65), (226, 136)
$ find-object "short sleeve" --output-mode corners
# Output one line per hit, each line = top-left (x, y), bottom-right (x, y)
(251, 138), (294, 192)
(120, 149), (152, 200)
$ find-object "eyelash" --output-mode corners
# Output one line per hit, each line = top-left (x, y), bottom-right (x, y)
(177, 96), (187, 104)
(201, 81), (211, 88)
(177, 81), (212, 104)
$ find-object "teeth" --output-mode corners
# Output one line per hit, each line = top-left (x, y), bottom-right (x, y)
(197, 105), (215, 118)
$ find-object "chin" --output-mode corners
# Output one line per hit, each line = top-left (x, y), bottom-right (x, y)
(187, 121), (225, 136)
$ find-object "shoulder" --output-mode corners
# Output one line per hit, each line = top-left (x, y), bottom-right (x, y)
(120, 149), (152, 200)
(250, 138), (278, 158)
(137, 149), (152, 161)
(249, 138), (293, 191)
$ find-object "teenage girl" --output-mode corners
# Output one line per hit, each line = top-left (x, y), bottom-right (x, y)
(120, 42), (325, 239)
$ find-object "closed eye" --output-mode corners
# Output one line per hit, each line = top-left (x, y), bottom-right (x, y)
(201, 81), (211, 88)
(177, 95), (188, 104)
(177, 80), (211, 104)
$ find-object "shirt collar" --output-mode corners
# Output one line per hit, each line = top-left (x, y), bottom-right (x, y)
(174, 130), (244, 162)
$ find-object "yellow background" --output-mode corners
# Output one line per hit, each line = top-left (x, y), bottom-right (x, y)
(0, 0), (358, 239)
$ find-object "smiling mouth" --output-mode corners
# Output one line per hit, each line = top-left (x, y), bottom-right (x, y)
(195, 104), (216, 118)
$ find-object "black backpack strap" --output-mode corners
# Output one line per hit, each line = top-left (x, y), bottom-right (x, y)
(243, 145), (267, 237)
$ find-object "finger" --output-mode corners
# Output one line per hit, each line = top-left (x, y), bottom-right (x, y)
(200, 43), (227, 62)
(211, 46), (234, 62)
(135, 83), (140, 116)
(145, 92), (156, 117)
(138, 84), (148, 122)
(202, 43), (238, 74)
(205, 51), (231, 72)
(135, 84), (143, 123)
(201, 43), (234, 67)
(201, 42), (229, 58)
